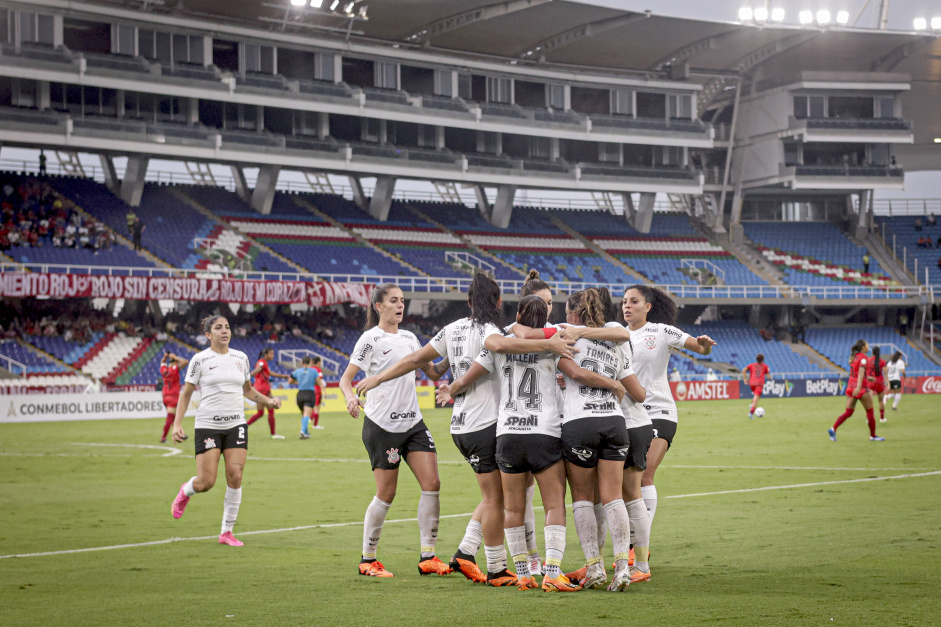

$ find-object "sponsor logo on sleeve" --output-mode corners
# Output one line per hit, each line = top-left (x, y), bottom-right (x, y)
(356, 343), (372, 361)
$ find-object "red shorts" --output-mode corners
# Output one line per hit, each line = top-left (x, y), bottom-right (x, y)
(314, 389), (322, 405)
(750, 384), (763, 396)
(163, 396), (179, 408)
(867, 381), (885, 395)
(845, 384), (866, 399)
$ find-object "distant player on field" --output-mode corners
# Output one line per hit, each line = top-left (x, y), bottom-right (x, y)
(828, 339), (884, 442)
(883, 351), (906, 413)
(743, 354), (770, 420)
(247, 347), (289, 439)
(291, 356), (323, 439)
(160, 351), (189, 443)
(864, 346), (887, 423)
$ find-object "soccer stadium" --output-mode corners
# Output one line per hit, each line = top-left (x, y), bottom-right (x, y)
(1, 0), (939, 623)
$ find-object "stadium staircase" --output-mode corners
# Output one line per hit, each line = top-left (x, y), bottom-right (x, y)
(301, 334), (350, 361)
(291, 196), (434, 279)
(0, 251), (25, 269)
(403, 203), (528, 279)
(170, 188), (309, 275)
(707, 230), (787, 288)
(547, 214), (648, 283)
(57, 193), (171, 269)
(788, 340), (846, 374)
(860, 231), (915, 284)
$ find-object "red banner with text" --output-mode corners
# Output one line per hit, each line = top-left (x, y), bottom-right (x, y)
(0, 273), (372, 308)
(913, 376), (941, 394)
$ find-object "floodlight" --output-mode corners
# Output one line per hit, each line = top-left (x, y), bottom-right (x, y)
(816, 10), (831, 25)
(836, 10), (849, 25)
(329, 0), (340, 10)
(310, 0), (324, 7)
(290, 0), (306, 6)
(754, 7), (768, 22)
(739, 7), (753, 22)
(770, 8), (785, 22)
(344, 2), (355, 15)
(799, 11), (814, 24)
(932, 17), (941, 30)
(913, 17), (927, 30)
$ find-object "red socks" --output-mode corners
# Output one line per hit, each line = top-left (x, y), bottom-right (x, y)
(833, 408), (854, 430)
(313, 411), (319, 427)
(247, 407), (264, 426)
(880, 408), (885, 421)
(866, 408), (876, 437)
(161, 413), (174, 439)
(267, 408), (276, 435)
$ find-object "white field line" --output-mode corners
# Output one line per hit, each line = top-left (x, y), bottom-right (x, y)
(2, 470), (938, 561)
(73, 443), (183, 457)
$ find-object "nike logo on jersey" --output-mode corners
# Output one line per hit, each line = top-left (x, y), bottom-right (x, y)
(383, 349), (393, 355)
(209, 366), (218, 370)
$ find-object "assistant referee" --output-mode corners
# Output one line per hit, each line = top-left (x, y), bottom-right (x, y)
(291, 356), (322, 439)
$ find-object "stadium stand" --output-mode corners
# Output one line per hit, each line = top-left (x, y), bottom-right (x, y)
(875, 215), (941, 284)
(804, 326), (939, 374)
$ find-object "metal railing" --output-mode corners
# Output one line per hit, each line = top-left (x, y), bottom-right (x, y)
(681, 258), (725, 283)
(279, 349), (340, 374)
(0, 351), (27, 376)
(872, 199), (941, 217)
(445, 250), (495, 274)
(870, 343), (908, 364)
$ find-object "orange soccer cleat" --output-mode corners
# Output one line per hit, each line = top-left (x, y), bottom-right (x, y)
(418, 556), (453, 576)
(358, 560), (394, 578)
(542, 574), (582, 592)
(449, 551), (487, 583)
(486, 569), (519, 587)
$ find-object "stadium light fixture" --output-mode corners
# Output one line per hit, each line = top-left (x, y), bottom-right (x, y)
(934, 138), (941, 144)
(836, 10), (849, 25)
(799, 10), (814, 24)
(932, 17), (941, 30)
(770, 8), (785, 22)
(738, 7), (753, 22)
(816, 10), (831, 25)
(329, 0), (340, 10)
(310, 0), (324, 7)
(913, 17), (927, 30)
(290, 0), (306, 6)
(754, 7), (769, 23)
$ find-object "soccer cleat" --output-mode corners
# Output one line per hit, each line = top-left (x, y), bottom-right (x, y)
(449, 551), (487, 583)
(870, 436), (885, 441)
(828, 427), (837, 442)
(581, 565), (608, 590)
(271, 434), (285, 440)
(218, 531), (244, 547)
(486, 569), (519, 587)
(516, 576), (539, 590)
(358, 560), (393, 577)
(629, 566), (651, 583)
(564, 565), (587, 585)
(607, 568), (631, 592)
(749, 412), (754, 420)
(418, 556), (453, 576)
(299, 433), (310, 440)
(879, 418), (887, 423)
(542, 574), (582, 592)
(529, 556), (543, 577)
(312, 425), (324, 429)
(160, 437), (166, 443)
(171, 482), (190, 519)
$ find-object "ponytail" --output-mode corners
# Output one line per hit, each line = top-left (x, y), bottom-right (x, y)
(850, 339), (867, 355)
(365, 283), (399, 330)
(623, 284), (677, 326)
(468, 272), (505, 331)
(517, 295), (549, 329)
(520, 269), (550, 298)
(890, 351), (902, 364)
(596, 287), (618, 323)
(566, 288), (606, 328)
(871, 345), (881, 364)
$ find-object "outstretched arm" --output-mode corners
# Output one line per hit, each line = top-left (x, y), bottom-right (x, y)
(355, 343), (442, 394)
(684, 334), (717, 356)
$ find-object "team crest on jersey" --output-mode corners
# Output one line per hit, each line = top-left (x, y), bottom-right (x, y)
(570, 447), (593, 462)
(386, 448), (400, 464)
(617, 447), (630, 457)
(644, 336), (657, 350)
(203, 438), (217, 450)
(467, 454), (480, 470)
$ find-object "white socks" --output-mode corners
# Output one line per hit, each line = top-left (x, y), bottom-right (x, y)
(573, 500), (601, 567)
(543, 524), (566, 579)
(183, 476), (197, 497)
(892, 393), (901, 409)
(593, 502), (607, 555)
(626, 498), (650, 570)
(505, 525), (530, 577)
(603, 499), (632, 570)
(458, 519), (483, 556)
(221, 487), (241, 534)
(418, 490), (440, 559)
(642, 484), (658, 523)
(524, 483), (540, 561)
(484, 544), (508, 574)
(362, 496), (391, 559)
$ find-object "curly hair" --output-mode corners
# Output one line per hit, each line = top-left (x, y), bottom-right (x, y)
(566, 288), (606, 328)
(623, 284), (677, 326)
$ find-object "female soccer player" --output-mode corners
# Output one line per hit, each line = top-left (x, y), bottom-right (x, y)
(247, 347), (289, 439)
(291, 356), (323, 439)
(557, 288), (646, 591)
(828, 339), (884, 442)
(884, 351), (906, 413)
(355, 272), (575, 587)
(311, 356), (325, 429)
(743, 354), (770, 419)
(170, 315), (282, 546)
(339, 283), (451, 579)
(160, 351), (189, 443)
(620, 285), (717, 548)
(865, 346), (888, 423)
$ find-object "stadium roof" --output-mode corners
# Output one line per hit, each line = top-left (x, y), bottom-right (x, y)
(66, 1), (941, 170)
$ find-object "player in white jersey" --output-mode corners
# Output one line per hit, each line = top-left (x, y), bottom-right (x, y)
(169, 315), (282, 547)
(355, 273), (575, 587)
(621, 284), (716, 552)
(339, 284), (451, 579)
(884, 351), (906, 413)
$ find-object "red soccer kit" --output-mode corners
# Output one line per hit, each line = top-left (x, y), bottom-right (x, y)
(745, 362), (770, 396)
(865, 358), (887, 395)
(846, 352), (868, 399)
(253, 358), (272, 394)
(313, 366), (323, 405)
(160, 363), (181, 406)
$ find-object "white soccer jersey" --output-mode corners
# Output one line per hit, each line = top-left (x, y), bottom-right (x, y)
(886, 359), (906, 381)
(430, 318), (502, 434)
(185, 347), (251, 431)
(627, 322), (691, 424)
(617, 345), (651, 429)
(350, 326), (423, 433)
(476, 340), (562, 437)
(560, 334), (630, 424)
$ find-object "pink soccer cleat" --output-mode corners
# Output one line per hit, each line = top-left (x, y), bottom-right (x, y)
(171, 483), (190, 519)
(219, 531), (244, 547)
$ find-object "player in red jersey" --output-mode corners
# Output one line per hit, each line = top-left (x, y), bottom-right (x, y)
(247, 347), (290, 439)
(743, 354), (770, 420)
(160, 351), (189, 443)
(864, 345), (888, 423)
(311, 356), (325, 429)
(828, 339), (884, 442)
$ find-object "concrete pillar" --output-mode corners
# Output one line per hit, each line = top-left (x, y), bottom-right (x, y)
(120, 155), (149, 207)
(473, 184), (490, 220)
(368, 176), (396, 222)
(348, 176), (366, 210)
(634, 192), (655, 234)
(251, 165), (280, 215)
(435, 126), (445, 150)
(187, 98), (199, 125)
(230, 166), (250, 204)
(318, 112), (329, 139)
(621, 192), (635, 223)
(116, 90), (125, 118)
(855, 191), (871, 238)
(99, 155), (119, 193)
(37, 81), (50, 111)
(490, 185), (516, 229)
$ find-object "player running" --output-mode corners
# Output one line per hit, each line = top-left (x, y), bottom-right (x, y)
(169, 315), (282, 546)
(247, 347), (290, 439)
(828, 339), (884, 442)
(864, 346), (888, 423)
(339, 283), (450, 579)
(743, 354), (770, 419)
(884, 351), (906, 413)
(160, 351), (189, 443)
(291, 356), (324, 439)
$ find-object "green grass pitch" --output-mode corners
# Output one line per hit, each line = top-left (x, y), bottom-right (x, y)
(1, 396), (939, 626)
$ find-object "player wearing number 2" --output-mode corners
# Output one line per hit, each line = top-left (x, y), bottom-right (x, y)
(169, 315), (282, 547)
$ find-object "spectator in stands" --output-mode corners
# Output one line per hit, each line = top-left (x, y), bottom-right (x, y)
(862, 251), (871, 273)
(85, 377), (101, 394)
(937, 253), (941, 275)
(706, 368), (718, 381)
(669, 367), (682, 382)
(928, 213), (937, 227)
(914, 218), (922, 231)
(38, 150), (47, 177)
(131, 217), (145, 251)
(126, 208), (137, 235)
